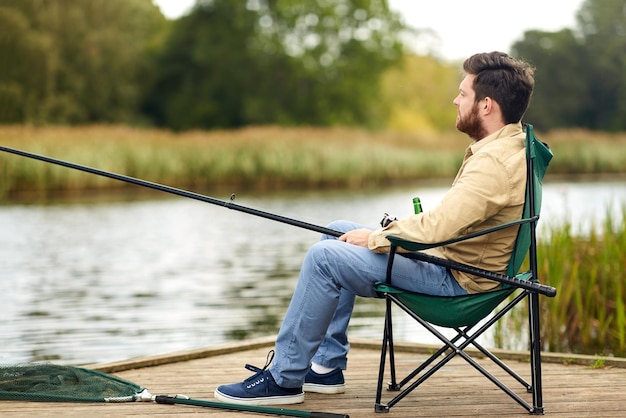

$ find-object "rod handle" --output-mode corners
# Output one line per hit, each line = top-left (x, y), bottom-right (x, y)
(154, 395), (176, 404)
(508, 276), (557, 297)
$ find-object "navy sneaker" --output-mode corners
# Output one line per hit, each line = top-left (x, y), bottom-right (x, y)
(303, 368), (345, 394)
(214, 351), (304, 406)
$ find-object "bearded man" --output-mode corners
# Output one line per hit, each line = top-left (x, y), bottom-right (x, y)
(215, 51), (536, 406)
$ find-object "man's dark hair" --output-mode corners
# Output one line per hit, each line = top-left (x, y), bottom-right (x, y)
(463, 52), (535, 124)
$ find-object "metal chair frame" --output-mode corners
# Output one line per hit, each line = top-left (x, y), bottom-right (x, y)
(374, 124), (555, 414)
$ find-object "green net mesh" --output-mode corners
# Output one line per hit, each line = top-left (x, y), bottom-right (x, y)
(0, 364), (145, 403)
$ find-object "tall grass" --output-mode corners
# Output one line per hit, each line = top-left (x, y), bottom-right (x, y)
(0, 126), (626, 201)
(0, 125), (465, 200)
(539, 207), (626, 356)
(546, 129), (626, 176)
(3, 125), (626, 201)
(496, 207), (626, 357)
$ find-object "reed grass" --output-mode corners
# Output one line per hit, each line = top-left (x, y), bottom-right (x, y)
(540, 207), (626, 356)
(496, 207), (626, 357)
(0, 125), (466, 200)
(546, 129), (626, 175)
(3, 125), (626, 201)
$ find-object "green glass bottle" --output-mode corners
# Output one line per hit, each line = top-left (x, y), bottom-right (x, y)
(413, 197), (422, 214)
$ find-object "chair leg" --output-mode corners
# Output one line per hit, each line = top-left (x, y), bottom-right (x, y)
(375, 298), (395, 412)
(386, 299), (399, 391)
(528, 291), (544, 414)
(378, 292), (541, 414)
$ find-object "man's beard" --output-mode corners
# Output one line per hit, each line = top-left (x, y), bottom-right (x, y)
(456, 103), (487, 140)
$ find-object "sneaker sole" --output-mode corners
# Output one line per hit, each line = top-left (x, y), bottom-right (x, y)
(303, 383), (346, 394)
(214, 389), (305, 406)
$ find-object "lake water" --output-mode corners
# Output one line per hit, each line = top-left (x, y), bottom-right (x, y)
(1, 179), (625, 365)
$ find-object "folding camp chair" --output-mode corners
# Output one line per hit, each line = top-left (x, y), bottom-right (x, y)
(373, 124), (556, 414)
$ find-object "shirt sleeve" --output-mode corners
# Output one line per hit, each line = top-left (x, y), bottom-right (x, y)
(368, 152), (512, 253)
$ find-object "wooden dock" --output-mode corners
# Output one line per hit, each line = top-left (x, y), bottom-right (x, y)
(2, 337), (625, 417)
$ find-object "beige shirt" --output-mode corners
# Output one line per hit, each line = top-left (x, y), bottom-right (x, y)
(368, 123), (527, 294)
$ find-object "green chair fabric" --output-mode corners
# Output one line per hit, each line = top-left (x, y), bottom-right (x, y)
(374, 283), (513, 328)
(373, 124), (555, 414)
(508, 125), (553, 276)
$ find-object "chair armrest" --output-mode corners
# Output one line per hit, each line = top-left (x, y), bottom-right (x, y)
(386, 215), (539, 252)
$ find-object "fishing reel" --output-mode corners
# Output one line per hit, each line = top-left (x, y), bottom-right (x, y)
(380, 213), (397, 228)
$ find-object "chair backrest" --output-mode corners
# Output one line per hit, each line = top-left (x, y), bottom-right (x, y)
(506, 124), (553, 276)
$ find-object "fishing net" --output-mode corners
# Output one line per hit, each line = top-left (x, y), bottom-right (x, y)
(0, 364), (350, 417)
(0, 364), (146, 403)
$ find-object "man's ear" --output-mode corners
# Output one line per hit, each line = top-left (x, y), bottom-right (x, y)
(482, 97), (501, 117)
(482, 97), (493, 113)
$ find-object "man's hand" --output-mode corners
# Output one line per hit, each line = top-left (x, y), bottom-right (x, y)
(339, 229), (372, 248)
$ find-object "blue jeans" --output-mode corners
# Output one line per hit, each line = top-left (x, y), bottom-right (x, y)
(269, 220), (468, 388)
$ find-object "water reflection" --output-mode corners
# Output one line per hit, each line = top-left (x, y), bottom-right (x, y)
(1, 180), (625, 365)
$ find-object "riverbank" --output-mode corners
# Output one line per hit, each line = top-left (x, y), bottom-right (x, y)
(2, 124), (626, 201)
(2, 125), (625, 360)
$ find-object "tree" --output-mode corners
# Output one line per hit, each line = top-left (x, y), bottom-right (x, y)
(143, 1), (259, 129)
(511, 0), (626, 131)
(0, 0), (167, 124)
(0, 5), (52, 123)
(512, 29), (590, 130)
(379, 54), (458, 133)
(143, 0), (406, 130)
(576, 0), (626, 130)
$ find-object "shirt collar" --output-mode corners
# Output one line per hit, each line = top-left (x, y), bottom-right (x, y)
(468, 122), (523, 156)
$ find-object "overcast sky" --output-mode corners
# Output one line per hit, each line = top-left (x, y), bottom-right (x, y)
(153, 0), (586, 61)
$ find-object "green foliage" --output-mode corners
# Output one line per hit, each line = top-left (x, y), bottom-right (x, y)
(2, 0), (626, 132)
(380, 54), (459, 133)
(1, 0), (408, 129)
(540, 207), (626, 356)
(497, 207), (626, 357)
(591, 358), (606, 369)
(512, 0), (626, 131)
(542, 129), (626, 175)
(577, 0), (626, 131)
(144, 0), (406, 130)
(513, 29), (590, 129)
(0, 4), (50, 123)
(0, 0), (167, 125)
(143, 1), (260, 129)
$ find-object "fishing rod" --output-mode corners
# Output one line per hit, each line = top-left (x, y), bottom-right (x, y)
(0, 145), (342, 238)
(152, 393), (348, 417)
(1, 144), (557, 295)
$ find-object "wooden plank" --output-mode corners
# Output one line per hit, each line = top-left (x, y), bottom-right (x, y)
(1, 339), (625, 417)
